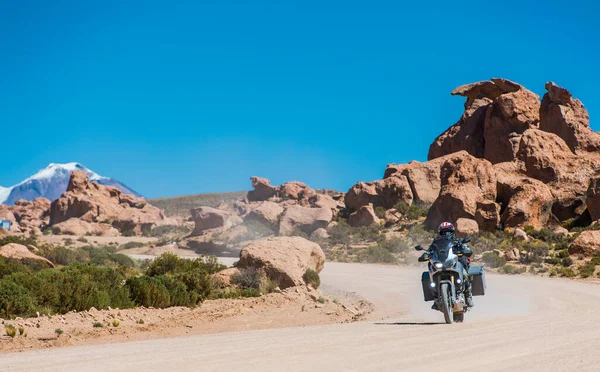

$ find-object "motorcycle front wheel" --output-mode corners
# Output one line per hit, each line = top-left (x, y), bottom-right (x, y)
(440, 283), (453, 324)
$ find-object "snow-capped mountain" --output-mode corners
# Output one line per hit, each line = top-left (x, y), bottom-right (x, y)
(0, 163), (142, 205)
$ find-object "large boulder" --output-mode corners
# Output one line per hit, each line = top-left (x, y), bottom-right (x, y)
(384, 155), (455, 205)
(569, 231), (600, 257)
(348, 203), (381, 227)
(0, 243), (54, 267)
(237, 236), (326, 289)
(280, 181), (314, 200)
(245, 201), (285, 226)
(496, 174), (554, 229)
(247, 177), (278, 201)
(345, 176), (413, 210)
(49, 171), (167, 235)
(425, 152), (499, 231)
(455, 218), (479, 238)
(278, 205), (333, 236)
(540, 82), (600, 154)
(190, 206), (242, 235)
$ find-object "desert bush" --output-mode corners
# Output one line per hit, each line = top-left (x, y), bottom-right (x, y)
(0, 236), (38, 247)
(519, 241), (550, 264)
(55, 328), (64, 336)
(302, 269), (320, 289)
(77, 237), (88, 243)
(561, 257), (574, 267)
(122, 230), (137, 237)
(591, 254), (600, 266)
(578, 262), (596, 278)
(119, 241), (146, 250)
(231, 267), (262, 290)
(93, 322), (103, 328)
(126, 276), (171, 308)
(374, 206), (386, 219)
(5, 324), (16, 338)
(393, 201), (430, 220)
(376, 237), (409, 253)
(0, 281), (36, 318)
(482, 252), (507, 268)
(499, 265), (526, 275)
(150, 225), (191, 237)
(146, 253), (226, 277)
(172, 271), (213, 302)
(559, 267), (576, 278)
(359, 245), (398, 264)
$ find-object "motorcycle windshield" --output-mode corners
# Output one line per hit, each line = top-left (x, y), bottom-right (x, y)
(429, 237), (454, 263)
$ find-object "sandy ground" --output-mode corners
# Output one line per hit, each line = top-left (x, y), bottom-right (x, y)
(4, 262), (600, 371)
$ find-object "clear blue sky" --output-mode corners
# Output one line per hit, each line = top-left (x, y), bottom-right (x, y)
(1, 0), (598, 198)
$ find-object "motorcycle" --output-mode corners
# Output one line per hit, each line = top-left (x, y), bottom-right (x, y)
(415, 237), (484, 324)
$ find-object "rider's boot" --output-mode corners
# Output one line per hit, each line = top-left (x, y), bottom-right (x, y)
(465, 283), (474, 307)
(431, 302), (439, 311)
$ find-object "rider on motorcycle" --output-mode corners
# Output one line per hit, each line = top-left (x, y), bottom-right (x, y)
(423, 222), (474, 308)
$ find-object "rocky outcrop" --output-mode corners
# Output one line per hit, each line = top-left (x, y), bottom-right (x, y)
(190, 206), (242, 235)
(429, 79), (540, 164)
(278, 206), (333, 236)
(244, 201), (285, 227)
(49, 171), (167, 236)
(496, 174), (554, 229)
(425, 152), (499, 231)
(345, 176), (413, 211)
(569, 231), (600, 257)
(540, 82), (600, 154)
(280, 181), (314, 200)
(237, 236), (326, 289)
(50, 219), (120, 237)
(517, 129), (596, 221)
(348, 204), (381, 227)
(10, 198), (51, 231)
(0, 243), (54, 267)
(247, 177), (278, 201)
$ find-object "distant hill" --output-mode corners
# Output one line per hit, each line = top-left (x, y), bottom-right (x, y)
(149, 191), (248, 217)
(0, 163), (142, 206)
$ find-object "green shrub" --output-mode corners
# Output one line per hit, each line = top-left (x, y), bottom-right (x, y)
(93, 322), (103, 328)
(122, 230), (137, 237)
(359, 245), (398, 264)
(126, 276), (171, 308)
(119, 241), (146, 250)
(499, 265), (526, 275)
(150, 225), (191, 237)
(519, 242), (550, 264)
(0, 281), (36, 318)
(559, 267), (576, 277)
(374, 206), (386, 219)
(55, 328), (64, 336)
(146, 253), (226, 277)
(302, 269), (320, 289)
(561, 257), (574, 267)
(77, 237), (88, 243)
(5, 324), (16, 338)
(231, 268), (262, 290)
(172, 271), (213, 303)
(376, 237), (409, 253)
(482, 252), (507, 268)
(578, 262), (596, 278)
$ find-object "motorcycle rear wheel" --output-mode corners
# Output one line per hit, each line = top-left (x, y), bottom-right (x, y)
(440, 283), (453, 324)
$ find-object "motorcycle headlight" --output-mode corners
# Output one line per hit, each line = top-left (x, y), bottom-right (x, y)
(433, 262), (443, 270)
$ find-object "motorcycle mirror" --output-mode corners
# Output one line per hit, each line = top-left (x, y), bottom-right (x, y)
(414, 245), (424, 251)
(463, 237), (472, 243)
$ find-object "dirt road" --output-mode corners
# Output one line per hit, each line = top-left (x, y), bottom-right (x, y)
(5, 263), (600, 372)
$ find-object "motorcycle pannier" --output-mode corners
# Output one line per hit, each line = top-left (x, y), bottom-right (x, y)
(421, 271), (435, 301)
(468, 265), (486, 296)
